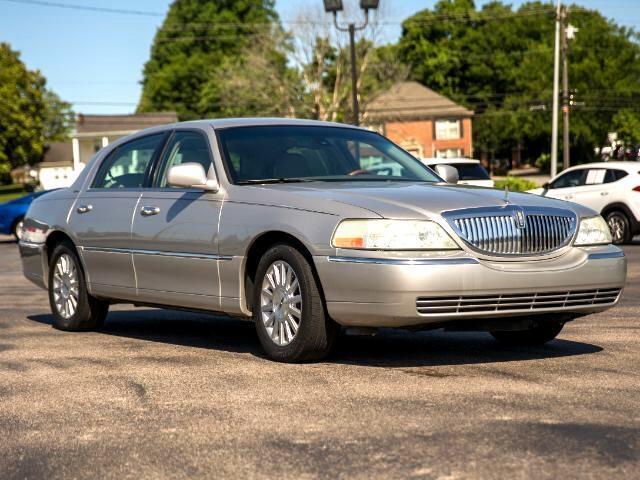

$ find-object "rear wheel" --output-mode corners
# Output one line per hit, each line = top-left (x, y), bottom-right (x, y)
(253, 244), (338, 362)
(605, 210), (632, 245)
(490, 322), (564, 346)
(48, 241), (109, 331)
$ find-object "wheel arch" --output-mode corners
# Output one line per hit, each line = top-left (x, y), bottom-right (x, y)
(243, 231), (322, 314)
(601, 202), (640, 233)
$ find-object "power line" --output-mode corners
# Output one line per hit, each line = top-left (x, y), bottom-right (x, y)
(1, 0), (163, 16)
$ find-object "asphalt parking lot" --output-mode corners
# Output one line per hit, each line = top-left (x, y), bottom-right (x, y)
(0, 237), (638, 479)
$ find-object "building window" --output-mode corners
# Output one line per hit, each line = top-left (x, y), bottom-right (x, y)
(435, 119), (461, 140)
(400, 140), (423, 159)
(436, 148), (463, 159)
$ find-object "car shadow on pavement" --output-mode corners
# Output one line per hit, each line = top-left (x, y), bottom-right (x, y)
(27, 310), (603, 368)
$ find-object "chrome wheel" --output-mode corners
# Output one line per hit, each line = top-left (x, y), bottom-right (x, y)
(52, 253), (79, 319)
(260, 260), (302, 346)
(607, 214), (627, 243)
(14, 219), (24, 240)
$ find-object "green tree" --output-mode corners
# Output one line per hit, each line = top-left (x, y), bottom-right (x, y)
(0, 43), (73, 183)
(397, 1), (640, 165)
(138, 0), (281, 120)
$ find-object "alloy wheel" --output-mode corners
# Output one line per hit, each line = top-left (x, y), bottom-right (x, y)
(607, 214), (626, 243)
(52, 253), (79, 319)
(260, 260), (302, 346)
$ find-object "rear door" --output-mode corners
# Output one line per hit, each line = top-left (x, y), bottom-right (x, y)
(130, 129), (224, 310)
(69, 133), (166, 299)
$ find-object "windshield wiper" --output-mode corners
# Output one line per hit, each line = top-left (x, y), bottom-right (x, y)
(236, 178), (315, 185)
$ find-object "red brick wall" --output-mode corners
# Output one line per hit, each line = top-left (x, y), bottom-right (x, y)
(383, 118), (473, 158)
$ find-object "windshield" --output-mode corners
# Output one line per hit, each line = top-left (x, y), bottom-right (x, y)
(217, 125), (441, 184)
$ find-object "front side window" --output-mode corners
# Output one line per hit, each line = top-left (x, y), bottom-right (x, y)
(550, 169), (585, 189)
(92, 134), (164, 189)
(435, 120), (461, 140)
(435, 148), (463, 159)
(217, 126), (440, 184)
(156, 131), (213, 188)
(451, 163), (491, 180)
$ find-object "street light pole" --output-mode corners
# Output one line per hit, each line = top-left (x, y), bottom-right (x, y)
(323, 1), (379, 126)
(561, 6), (570, 172)
(551, 0), (561, 178)
(348, 23), (359, 126)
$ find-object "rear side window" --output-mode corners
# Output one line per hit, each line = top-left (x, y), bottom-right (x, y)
(603, 169), (628, 183)
(450, 163), (490, 180)
(92, 134), (164, 189)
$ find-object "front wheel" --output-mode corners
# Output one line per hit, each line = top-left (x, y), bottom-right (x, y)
(48, 241), (109, 331)
(253, 244), (338, 362)
(490, 322), (564, 346)
(13, 217), (24, 241)
(606, 211), (632, 245)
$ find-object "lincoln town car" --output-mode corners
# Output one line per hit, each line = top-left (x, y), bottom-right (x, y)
(19, 119), (626, 362)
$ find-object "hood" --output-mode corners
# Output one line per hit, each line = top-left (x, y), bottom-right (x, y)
(240, 181), (597, 220)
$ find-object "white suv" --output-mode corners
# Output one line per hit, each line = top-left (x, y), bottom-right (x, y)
(528, 161), (640, 244)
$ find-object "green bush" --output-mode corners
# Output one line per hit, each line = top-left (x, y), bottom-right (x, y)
(494, 177), (539, 192)
(536, 153), (551, 173)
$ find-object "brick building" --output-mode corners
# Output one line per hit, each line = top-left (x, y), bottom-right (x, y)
(365, 81), (474, 159)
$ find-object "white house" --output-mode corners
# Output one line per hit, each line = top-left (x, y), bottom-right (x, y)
(36, 112), (178, 190)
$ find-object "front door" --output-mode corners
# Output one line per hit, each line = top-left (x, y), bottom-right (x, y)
(130, 130), (224, 310)
(544, 168), (587, 202)
(69, 133), (166, 300)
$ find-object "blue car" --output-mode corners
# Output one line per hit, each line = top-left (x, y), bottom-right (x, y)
(0, 190), (55, 240)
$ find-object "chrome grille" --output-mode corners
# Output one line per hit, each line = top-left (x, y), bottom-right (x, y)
(416, 288), (621, 315)
(443, 206), (577, 256)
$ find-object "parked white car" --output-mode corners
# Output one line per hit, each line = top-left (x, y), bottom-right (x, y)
(527, 161), (640, 244)
(421, 158), (494, 188)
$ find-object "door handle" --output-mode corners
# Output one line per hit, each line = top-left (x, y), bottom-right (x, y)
(600, 191), (609, 196)
(76, 204), (93, 214)
(140, 206), (161, 216)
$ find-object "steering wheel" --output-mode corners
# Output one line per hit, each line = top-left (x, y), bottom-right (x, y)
(347, 169), (371, 176)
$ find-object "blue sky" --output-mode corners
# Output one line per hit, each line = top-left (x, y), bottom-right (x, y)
(0, 0), (636, 115)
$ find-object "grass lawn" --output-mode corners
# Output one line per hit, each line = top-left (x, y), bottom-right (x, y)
(0, 192), (25, 203)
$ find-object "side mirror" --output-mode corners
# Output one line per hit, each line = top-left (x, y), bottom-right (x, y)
(434, 164), (459, 184)
(167, 163), (219, 192)
(543, 182), (550, 189)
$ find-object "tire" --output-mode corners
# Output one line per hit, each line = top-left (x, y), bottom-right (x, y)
(12, 217), (24, 242)
(490, 322), (564, 346)
(605, 210), (632, 245)
(48, 241), (109, 331)
(253, 244), (339, 362)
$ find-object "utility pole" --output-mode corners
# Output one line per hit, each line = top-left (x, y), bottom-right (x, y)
(551, 0), (561, 178)
(561, 6), (570, 171)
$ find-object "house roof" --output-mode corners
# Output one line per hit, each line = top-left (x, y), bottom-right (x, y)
(75, 112), (178, 135)
(365, 81), (473, 121)
(39, 141), (74, 167)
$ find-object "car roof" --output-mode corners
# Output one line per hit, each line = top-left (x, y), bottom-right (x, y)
(421, 158), (480, 165)
(160, 117), (365, 131)
(563, 161), (640, 173)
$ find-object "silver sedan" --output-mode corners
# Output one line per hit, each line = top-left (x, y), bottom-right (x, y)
(19, 119), (626, 362)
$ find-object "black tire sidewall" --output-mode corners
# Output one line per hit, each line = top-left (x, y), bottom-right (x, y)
(48, 242), (100, 331)
(253, 244), (334, 362)
(606, 211), (631, 245)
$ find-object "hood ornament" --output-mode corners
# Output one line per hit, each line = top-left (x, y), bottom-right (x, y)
(503, 186), (510, 205)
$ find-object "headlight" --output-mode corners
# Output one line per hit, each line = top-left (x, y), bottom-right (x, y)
(331, 219), (459, 250)
(574, 216), (612, 246)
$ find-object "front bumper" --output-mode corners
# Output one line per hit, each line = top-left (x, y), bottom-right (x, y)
(314, 246), (626, 328)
